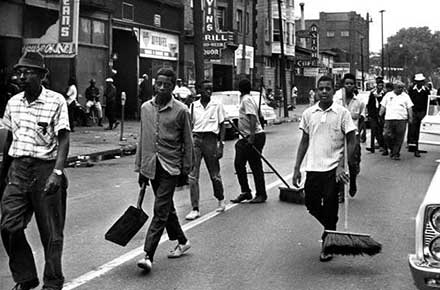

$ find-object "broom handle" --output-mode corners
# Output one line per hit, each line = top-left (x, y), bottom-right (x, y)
(228, 120), (292, 189)
(137, 182), (147, 210)
(344, 138), (349, 231)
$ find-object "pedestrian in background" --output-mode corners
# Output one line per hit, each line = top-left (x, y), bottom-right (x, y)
(136, 67), (193, 273)
(185, 79), (226, 220)
(309, 87), (316, 107)
(366, 77), (386, 153)
(380, 80), (414, 160)
(85, 78), (103, 127)
(138, 73), (153, 118)
(290, 84), (298, 110)
(407, 73), (430, 157)
(104, 77), (119, 130)
(292, 75), (356, 262)
(173, 78), (192, 106)
(0, 51), (70, 290)
(230, 78), (267, 204)
(334, 73), (365, 198)
(66, 76), (78, 132)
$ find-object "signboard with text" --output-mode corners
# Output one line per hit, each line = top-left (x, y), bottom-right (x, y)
(139, 29), (179, 61)
(59, 0), (74, 42)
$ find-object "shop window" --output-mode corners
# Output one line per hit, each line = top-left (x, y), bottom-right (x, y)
(264, 17), (270, 41)
(327, 31), (335, 37)
(79, 18), (91, 43)
(122, 2), (134, 21)
(92, 20), (105, 45)
(341, 31), (349, 37)
(79, 17), (107, 45)
(236, 10), (243, 32)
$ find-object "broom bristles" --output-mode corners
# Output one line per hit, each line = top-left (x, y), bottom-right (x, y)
(323, 231), (382, 256)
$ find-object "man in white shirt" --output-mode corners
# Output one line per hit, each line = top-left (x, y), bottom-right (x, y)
(185, 80), (226, 220)
(66, 77), (77, 132)
(293, 75), (357, 262)
(173, 78), (193, 106)
(379, 80), (414, 160)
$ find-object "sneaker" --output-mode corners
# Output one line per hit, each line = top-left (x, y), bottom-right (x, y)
(216, 200), (226, 212)
(168, 241), (191, 258)
(137, 255), (152, 272)
(185, 210), (200, 220)
(230, 192), (252, 203)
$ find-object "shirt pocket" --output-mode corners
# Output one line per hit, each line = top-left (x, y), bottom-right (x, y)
(35, 117), (54, 146)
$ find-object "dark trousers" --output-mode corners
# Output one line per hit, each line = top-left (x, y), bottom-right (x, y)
(68, 101), (76, 131)
(144, 161), (187, 261)
(1, 158), (67, 289)
(105, 101), (116, 128)
(384, 120), (407, 157)
(234, 133), (267, 198)
(407, 110), (426, 151)
(305, 169), (339, 237)
(369, 117), (384, 149)
(188, 133), (224, 209)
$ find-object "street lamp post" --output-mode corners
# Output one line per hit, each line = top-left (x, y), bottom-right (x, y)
(379, 10), (385, 78)
(360, 36), (364, 90)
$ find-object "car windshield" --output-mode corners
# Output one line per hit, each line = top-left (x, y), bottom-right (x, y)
(211, 93), (239, 105)
(428, 95), (440, 116)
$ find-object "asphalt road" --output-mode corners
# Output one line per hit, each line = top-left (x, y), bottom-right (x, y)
(1, 121), (439, 290)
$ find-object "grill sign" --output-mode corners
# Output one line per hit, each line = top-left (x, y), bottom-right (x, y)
(59, 0), (74, 42)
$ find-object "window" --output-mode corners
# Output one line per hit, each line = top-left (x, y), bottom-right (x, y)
(217, 7), (225, 31)
(79, 17), (107, 45)
(264, 17), (270, 41)
(289, 23), (294, 45)
(273, 18), (280, 41)
(246, 12), (250, 34)
(236, 10), (242, 32)
(154, 14), (161, 27)
(341, 31), (349, 37)
(122, 2), (134, 21)
(326, 31), (335, 37)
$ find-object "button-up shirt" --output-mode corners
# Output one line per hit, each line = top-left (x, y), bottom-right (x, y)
(135, 96), (193, 179)
(191, 99), (225, 135)
(299, 102), (356, 172)
(334, 89), (365, 132)
(2, 86), (70, 160)
(238, 94), (264, 136)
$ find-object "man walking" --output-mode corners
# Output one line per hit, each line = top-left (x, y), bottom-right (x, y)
(292, 75), (356, 262)
(135, 68), (193, 273)
(334, 73), (365, 198)
(0, 51), (70, 290)
(85, 78), (103, 126)
(407, 73), (430, 157)
(231, 78), (267, 204)
(366, 77), (386, 153)
(103, 78), (119, 130)
(380, 80), (414, 160)
(185, 80), (226, 220)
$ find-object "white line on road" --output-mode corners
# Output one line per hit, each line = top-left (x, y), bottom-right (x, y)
(63, 173), (293, 290)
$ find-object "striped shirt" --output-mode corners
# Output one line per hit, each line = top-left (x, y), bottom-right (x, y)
(299, 102), (356, 172)
(2, 87), (70, 160)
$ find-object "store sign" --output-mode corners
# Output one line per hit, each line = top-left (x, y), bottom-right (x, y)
(139, 29), (179, 61)
(23, 43), (76, 57)
(296, 58), (318, 68)
(59, 0), (74, 42)
(204, 46), (222, 59)
(235, 45), (254, 69)
(310, 24), (319, 65)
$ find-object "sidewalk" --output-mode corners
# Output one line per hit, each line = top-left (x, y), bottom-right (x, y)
(66, 104), (308, 167)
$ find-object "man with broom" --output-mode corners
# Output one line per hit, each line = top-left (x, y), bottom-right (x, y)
(292, 75), (357, 262)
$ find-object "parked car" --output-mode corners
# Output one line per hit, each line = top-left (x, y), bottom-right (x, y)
(409, 96), (440, 289)
(210, 91), (277, 138)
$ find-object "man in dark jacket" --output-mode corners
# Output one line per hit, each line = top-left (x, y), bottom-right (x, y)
(85, 78), (103, 126)
(366, 77), (386, 153)
(407, 73), (430, 157)
(104, 78), (119, 130)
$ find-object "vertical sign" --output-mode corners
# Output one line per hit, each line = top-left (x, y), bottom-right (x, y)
(204, 0), (216, 33)
(59, 0), (74, 42)
(310, 24), (319, 67)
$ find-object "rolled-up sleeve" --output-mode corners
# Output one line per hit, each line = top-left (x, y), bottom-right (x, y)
(299, 112), (309, 134)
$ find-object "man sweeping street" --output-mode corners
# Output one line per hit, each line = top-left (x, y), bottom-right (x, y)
(185, 80), (226, 220)
(135, 68), (193, 273)
(292, 75), (356, 262)
(0, 51), (70, 290)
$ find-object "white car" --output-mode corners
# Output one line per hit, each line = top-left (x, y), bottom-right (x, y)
(210, 91), (277, 137)
(419, 95), (440, 147)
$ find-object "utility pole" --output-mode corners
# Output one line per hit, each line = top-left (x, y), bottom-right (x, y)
(241, 0), (248, 78)
(379, 9), (385, 78)
(193, 0), (204, 85)
(360, 36), (364, 91)
(277, 0), (288, 117)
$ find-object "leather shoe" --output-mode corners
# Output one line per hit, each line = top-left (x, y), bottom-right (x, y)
(249, 195), (267, 203)
(11, 279), (39, 290)
(230, 192), (252, 203)
(381, 150), (388, 156)
(366, 147), (375, 153)
(414, 151), (421, 158)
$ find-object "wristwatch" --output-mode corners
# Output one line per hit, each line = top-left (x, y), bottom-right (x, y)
(53, 169), (63, 176)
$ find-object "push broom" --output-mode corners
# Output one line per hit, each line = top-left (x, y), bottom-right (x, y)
(322, 140), (382, 256)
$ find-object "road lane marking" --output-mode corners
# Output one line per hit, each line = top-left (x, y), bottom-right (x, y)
(63, 173), (293, 290)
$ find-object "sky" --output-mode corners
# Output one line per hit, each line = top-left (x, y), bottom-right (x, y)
(298, 0), (440, 52)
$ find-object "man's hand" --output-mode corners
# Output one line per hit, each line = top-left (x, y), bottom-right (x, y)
(292, 168), (301, 187)
(138, 173), (149, 187)
(336, 166), (350, 184)
(44, 173), (63, 195)
(216, 141), (224, 159)
(247, 134), (255, 145)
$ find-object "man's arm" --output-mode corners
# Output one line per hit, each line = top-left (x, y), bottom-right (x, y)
(44, 129), (70, 195)
(0, 131), (13, 198)
(292, 131), (309, 187)
(182, 109), (194, 175)
(247, 114), (257, 144)
(408, 107), (414, 124)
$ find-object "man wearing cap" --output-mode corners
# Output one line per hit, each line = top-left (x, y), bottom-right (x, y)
(85, 78), (103, 126)
(408, 73), (430, 157)
(0, 51), (70, 290)
(103, 77), (119, 130)
(380, 80), (414, 160)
